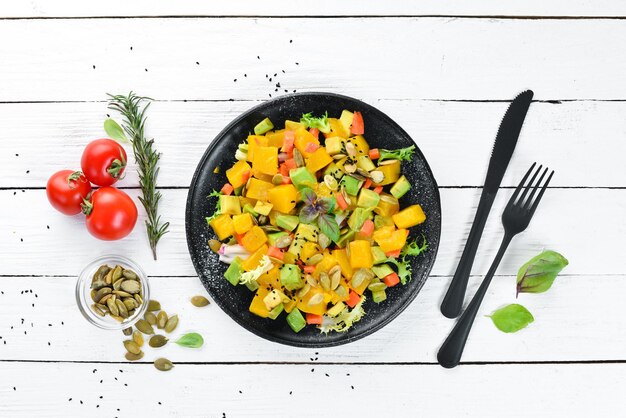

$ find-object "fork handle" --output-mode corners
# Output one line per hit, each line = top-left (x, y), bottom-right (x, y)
(437, 233), (513, 369)
(441, 192), (496, 318)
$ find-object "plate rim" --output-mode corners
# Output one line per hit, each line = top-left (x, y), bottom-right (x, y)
(185, 91), (441, 347)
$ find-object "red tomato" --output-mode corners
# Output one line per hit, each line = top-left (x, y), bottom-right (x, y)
(81, 138), (127, 186)
(46, 170), (92, 215)
(83, 187), (137, 240)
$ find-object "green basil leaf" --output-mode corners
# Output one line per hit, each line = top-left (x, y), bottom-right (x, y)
(104, 118), (129, 143)
(300, 187), (316, 205)
(489, 304), (534, 333)
(299, 204), (319, 224)
(317, 213), (339, 242)
(174, 332), (204, 348)
(516, 250), (568, 296)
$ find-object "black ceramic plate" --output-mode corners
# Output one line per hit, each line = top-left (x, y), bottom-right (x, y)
(186, 92), (441, 347)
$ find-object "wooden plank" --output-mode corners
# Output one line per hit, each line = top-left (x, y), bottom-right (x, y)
(0, 274), (623, 363)
(0, 362), (624, 417)
(0, 18), (625, 101)
(2, 0), (626, 18)
(2, 100), (625, 188)
(1, 188), (622, 277)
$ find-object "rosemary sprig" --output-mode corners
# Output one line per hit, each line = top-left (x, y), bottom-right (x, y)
(107, 92), (169, 260)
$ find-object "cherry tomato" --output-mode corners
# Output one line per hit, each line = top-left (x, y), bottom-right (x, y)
(81, 138), (127, 186)
(46, 170), (92, 215)
(83, 187), (138, 241)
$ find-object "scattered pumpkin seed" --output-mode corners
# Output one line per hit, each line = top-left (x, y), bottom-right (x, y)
(123, 340), (141, 355)
(275, 235), (292, 249)
(144, 312), (157, 325)
(307, 293), (324, 306)
(111, 265), (123, 282)
(123, 298), (138, 311)
(305, 274), (318, 287)
(297, 283), (311, 298)
(91, 303), (107, 317)
(320, 273), (331, 291)
(164, 315), (179, 333)
(154, 358), (174, 372)
(317, 233), (331, 250)
(104, 270), (113, 285)
(134, 294), (143, 305)
(115, 299), (129, 318)
(149, 335), (169, 348)
(344, 162), (357, 174)
(272, 174), (284, 185)
(125, 351), (144, 361)
(324, 175), (338, 191)
(378, 159), (399, 166)
(120, 280), (140, 294)
(106, 298), (119, 317)
(333, 153), (347, 160)
(306, 253), (323, 266)
(293, 148), (305, 167)
(147, 300), (161, 311)
(132, 330), (144, 346)
(157, 311), (168, 329)
(345, 142), (357, 157)
(135, 319), (155, 335)
(191, 296), (210, 307)
(369, 170), (385, 184)
(112, 290), (132, 298)
(93, 287), (112, 303)
(122, 269), (138, 280)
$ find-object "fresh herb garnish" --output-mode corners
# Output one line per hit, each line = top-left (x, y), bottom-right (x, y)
(516, 250), (569, 296)
(104, 118), (129, 143)
(488, 304), (534, 333)
(298, 188), (339, 241)
(174, 332), (204, 348)
(300, 112), (331, 133)
(108, 92), (169, 260)
(378, 145), (416, 162)
(205, 190), (223, 223)
(384, 235), (428, 285)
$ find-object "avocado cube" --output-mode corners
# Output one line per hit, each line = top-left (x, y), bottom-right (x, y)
(374, 214), (394, 229)
(295, 223), (319, 242)
(286, 308), (306, 333)
(325, 137), (344, 155)
(336, 230), (355, 248)
(276, 215), (299, 231)
(357, 188), (381, 208)
(357, 155), (376, 172)
(268, 231), (289, 247)
(372, 264), (395, 279)
(348, 208), (372, 231)
(323, 162), (344, 182)
(371, 246), (387, 264)
(339, 110), (354, 133)
(254, 201), (273, 216)
(244, 280), (259, 291)
(224, 256), (244, 286)
(289, 167), (317, 190)
(327, 302), (346, 318)
(287, 237), (306, 258)
(219, 195), (242, 215)
(254, 117), (274, 135)
(243, 203), (258, 217)
(340, 175), (363, 196)
(372, 289), (387, 304)
(280, 264), (304, 291)
(268, 303), (284, 320)
(390, 175), (411, 199)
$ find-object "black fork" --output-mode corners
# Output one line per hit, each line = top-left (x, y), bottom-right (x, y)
(437, 163), (554, 368)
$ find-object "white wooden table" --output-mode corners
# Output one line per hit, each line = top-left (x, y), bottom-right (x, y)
(1, 2), (625, 416)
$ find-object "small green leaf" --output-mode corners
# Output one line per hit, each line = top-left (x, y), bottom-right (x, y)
(378, 145), (416, 162)
(299, 204), (319, 224)
(516, 250), (569, 296)
(300, 187), (316, 205)
(174, 332), (204, 348)
(489, 304), (534, 333)
(300, 112), (330, 133)
(104, 118), (129, 143)
(317, 213), (339, 242)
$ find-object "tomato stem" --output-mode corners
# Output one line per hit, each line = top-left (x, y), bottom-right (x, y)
(107, 158), (126, 179)
(80, 196), (93, 216)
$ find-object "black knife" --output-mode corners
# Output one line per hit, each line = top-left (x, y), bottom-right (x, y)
(440, 89), (534, 319)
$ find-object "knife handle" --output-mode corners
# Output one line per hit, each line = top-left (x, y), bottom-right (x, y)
(440, 191), (496, 318)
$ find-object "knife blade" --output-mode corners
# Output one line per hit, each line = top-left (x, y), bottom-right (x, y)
(440, 89), (533, 319)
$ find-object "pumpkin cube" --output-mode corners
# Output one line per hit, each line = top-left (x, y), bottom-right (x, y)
(226, 160), (251, 189)
(246, 135), (268, 162)
(305, 147), (333, 173)
(253, 146), (278, 176)
(268, 184), (298, 213)
(392, 204), (427, 229)
(265, 130), (285, 148)
(294, 128), (320, 157)
(245, 178), (274, 202)
(373, 160), (401, 186)
(349, 240), (373, 269)
(332, 249), (353, 279)
(373, 226), (408, 253)
(241, 226), (268, 253)
(242, 244), (269, 271)
(232, 213), (254, 235)
(249, 287), (271, 318)
(209, 214), (234, 241)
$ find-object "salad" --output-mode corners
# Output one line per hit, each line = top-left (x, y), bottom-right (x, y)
(207, 110), (427, 333)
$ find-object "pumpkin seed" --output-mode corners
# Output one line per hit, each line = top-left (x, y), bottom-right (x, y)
(91, 303), (107, 316)
(369, 170), (385, 184)
(320, 273), (331, 291)
(149, 335), (169, 348)
(378, 159), (399, 166)
(317, 233), (331, 250)
(335, 285), (348, 298)
(122, 269), (138, 280)
(123, 298), (138, 311)
(154, 358), (174, 372)
(164, 315), (179, 333)
(272, 174), (284, 185)
(307, 293), (324, 306)
(135, 319), (155, 335)
(293, 148), (305, 167)
(260, 225), (281, 233)
(110, 314), (124, 322)
(344, 163), (357, 174)
(356, 168), (371, 178)
(306, 253), (323, 266)
(104, 270), (114, 285)
(191, 296), (210, 307)
(333, 153), (347, 160)
(157, 311), (168, 329)
(351, 268), (373, 289)
(133, 330), (144, 346)
(120, 280), (140, 294)
(134, 294), (143, 305)
(106, 298), (119, 317)
(275, 235), (292, 249)
(112, 279), (123, 291)
(368, 282), (387, 292)
(297, 283), (311, 298)
(208, 239), (222, 253)
(305, 274), (318, 287)
(329, 266), (341, 290)
(125, 351), (144, 361)
(115, 299), (129, 318)
(147, 300), (161, 311)
(345, 142), (357, 157)
(144, 312), (157, 325)
(340, 187), (352, 206)
(257, 215), (269, 225)
(99, 294), (113, 305)
(123, 340), (141, 355)
(111, 265), (123, 282)
(93, 287), (112, 303)
(112, 290), (132, 298)
(324, 175), (338, 191)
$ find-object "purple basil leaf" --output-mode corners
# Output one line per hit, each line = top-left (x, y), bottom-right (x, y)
(316, 197), (332, 214)
(300, 187), (316, 205)
(317, 213), (339, 242)
(299, 204), (319, 224)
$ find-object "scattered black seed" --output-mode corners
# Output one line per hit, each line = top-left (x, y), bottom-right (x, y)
(325, 373), (329, 377)
(351, 386), (355, 389)
(92, 65), (96, 69)
(80, 400), (83, 404)
(257, 56), (260, 59)
(158, 402), (162, 405)
(238, 390), (242, 394)
(269, 94), (272, 97)
(20, 238), (23, 242)
(244, 74), (247, 77)
(46, 225), (50, 229)
(13, 387), (16, 391)
(99, 396), (103, 399)
(289, 391), (292, 395)
(15, 153), (18, 156)
(234, 79), (237, 82)
(196, 61), (200, 65)
(145, 68), (148, 72)
(311, 368), (314, 372)
(93, 369), (97, 373)
(124, 383), (128, 387)
(99, 380), (103, 383)
(274, 73), (277, 77)
(26, 170), (30, 174)
(269, 78), (272, 82)
(68, 398), (72, 401)
(13, 192), (16, 195)
(346, 373), (350, 376)
(47, 342), (51, 346)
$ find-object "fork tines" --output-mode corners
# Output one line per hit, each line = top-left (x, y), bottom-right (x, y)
(508, 163), (555, 215)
